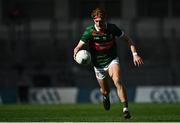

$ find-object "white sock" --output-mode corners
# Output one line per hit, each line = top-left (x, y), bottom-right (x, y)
(123, 107), (128, 112)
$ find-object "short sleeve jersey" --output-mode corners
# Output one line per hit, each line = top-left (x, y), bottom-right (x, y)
(80, 23), (124, 68)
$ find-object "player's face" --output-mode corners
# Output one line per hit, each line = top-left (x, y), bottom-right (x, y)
(93, 17), (105, 31)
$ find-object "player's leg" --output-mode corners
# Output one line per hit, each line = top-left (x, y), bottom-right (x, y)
(97, 78), (110, 111)
(97, 78), (110, 96)
(94, 67), (110, 110)
(108, 63), (127, 103)
(108, 63), (131, 119)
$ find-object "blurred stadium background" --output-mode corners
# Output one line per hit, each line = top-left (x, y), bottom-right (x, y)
(0, 0), (180, 104)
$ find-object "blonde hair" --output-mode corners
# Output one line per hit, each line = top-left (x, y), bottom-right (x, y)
(91, 7), (106, 19)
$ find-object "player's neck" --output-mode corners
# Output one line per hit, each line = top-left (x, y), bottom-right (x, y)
(94, 23), (107, 32)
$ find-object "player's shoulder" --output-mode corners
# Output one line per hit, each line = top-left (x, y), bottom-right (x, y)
(107, 23), (118, 28)
(107, 23), (123, 32)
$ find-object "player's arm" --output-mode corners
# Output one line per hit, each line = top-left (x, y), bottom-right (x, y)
(74, 26), (91, 60)
(73, 40), (85, 60)
(122, 34), (144, 66)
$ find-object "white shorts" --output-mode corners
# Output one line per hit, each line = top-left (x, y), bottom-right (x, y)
(94, 57), (119, 80)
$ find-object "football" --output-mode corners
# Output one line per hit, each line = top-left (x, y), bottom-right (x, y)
(75, 50), (91, 65)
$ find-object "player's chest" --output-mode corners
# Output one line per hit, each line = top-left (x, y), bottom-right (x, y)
(92, 33), (114, 42)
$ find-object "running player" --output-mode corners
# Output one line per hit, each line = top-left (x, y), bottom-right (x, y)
(73, 7), (143, 119)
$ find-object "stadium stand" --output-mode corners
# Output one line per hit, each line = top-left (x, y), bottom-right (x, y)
(0, 17), (180, 88)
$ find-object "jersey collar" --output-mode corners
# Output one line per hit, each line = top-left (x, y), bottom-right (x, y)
(94, 23), (107, 32)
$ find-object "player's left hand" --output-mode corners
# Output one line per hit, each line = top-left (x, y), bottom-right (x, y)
(133, 55), (143, 67)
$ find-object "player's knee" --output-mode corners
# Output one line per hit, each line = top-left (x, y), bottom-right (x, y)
(112, 77), (120, 85)
(100, 88), (109, 96)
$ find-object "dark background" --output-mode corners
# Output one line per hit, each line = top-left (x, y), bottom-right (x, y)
(0, 0), (179, 99)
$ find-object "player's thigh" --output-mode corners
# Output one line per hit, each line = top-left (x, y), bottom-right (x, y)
(97, 78), (109, 91)
(94, 67), (109, 92)
(108, 63), (121, 79)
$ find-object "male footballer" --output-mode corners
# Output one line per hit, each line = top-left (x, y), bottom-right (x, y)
(73, 7), (143, 119)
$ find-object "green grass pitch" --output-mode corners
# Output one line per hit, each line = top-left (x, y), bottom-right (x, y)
(0, 103), (180, 122)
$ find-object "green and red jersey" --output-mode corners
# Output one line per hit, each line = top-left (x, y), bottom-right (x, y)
(80, 23), (124, 68)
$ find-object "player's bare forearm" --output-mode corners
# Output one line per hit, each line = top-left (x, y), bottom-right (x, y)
(122, 34), (136, 53)
(122, 34), (143, 66)
(73, 40), (85, 60)
(129, 45), (137, 55)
